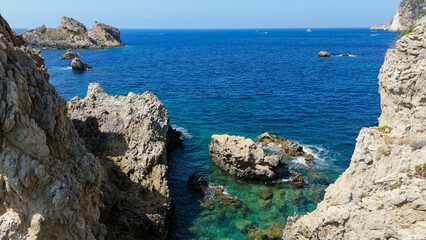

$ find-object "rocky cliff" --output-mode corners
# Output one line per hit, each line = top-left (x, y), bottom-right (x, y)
(284, 16), (426, 240)
(68, 83), (173, 239)
(21, 17), (123, 49)
(0, 14), (105, 239)
(371, 0), (425, 31)
(1, 14), (174, 239)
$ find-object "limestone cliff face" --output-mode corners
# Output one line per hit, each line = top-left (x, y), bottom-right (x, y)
(21, 17), (123, 49)
(0, 14), (105, 239)
(371, 0), (425, 31)
(68, 83), (172, 239)
(1, 14), (174, 239)
(284, 17), (426, 240)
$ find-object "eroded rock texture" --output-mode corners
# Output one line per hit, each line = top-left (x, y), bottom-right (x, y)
(68, 83), (172, 239)
(284, 16), (426, 240)
(21, 16), (123, 49)
(209, 134), (288, 181)
(1, 14), (174, 239)
(0, 14), (106, 239)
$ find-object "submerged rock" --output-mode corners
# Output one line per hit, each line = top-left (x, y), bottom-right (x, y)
(68, 83), (173, 239)
(284, 16), (426, 240)
(265, 223), (286, 239)
(71, 57), (93, 70)
(209, 134), (289, 181)
(318, 51), (331, 57)
(248, 228), (266, 240)
(259, 188), (274, 200)
(214, 186), (244, 209)
(236, 220), (255, 234)
(290, 173), (306, 187)
(21, 16), (123, 49)
(187, 172), (208, 191)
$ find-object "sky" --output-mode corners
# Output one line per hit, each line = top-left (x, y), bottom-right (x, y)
(1, 0), (401, 29)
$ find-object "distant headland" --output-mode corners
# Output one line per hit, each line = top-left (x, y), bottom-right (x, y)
(371, 0), (425, 31)
(20, 16), (123, 49)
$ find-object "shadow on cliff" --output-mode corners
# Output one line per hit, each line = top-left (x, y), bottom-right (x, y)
(72, 117), (172, 240)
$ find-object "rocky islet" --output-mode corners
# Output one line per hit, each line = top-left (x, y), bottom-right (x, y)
(21, 16), (123, 49)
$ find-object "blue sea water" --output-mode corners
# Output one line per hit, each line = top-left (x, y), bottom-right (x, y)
(28, 28), (397, 239)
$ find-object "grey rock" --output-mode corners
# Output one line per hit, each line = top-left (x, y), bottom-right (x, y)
(209, 134), (289, 181)
(318, 51), (331, 57)
(284, 16), (426, 240)
(71, 57), (93, 70)
(187, 172), (208, 191)
(68, 83), (173, 239)
(61, 16), (87, 34)
(20, 16), (124, 49)
(370, 0), (425, 31)
(0, 14), (105, 239)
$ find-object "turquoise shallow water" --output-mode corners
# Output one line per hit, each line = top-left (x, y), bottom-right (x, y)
(22, 28), (398, 239)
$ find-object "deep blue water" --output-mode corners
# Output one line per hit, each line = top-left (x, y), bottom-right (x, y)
(26, 28), (397, 239)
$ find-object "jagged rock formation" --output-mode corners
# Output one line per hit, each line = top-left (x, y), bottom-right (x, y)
(256, 132), (315, 162)
(209, 134), (288, 180)
(371, 0), (425, 31)
(68, 83), (173, 239)
(0, 14), (106, 239)
(1, 14), (176, 239)
(284, 16), (426, 240)
(71, 58), (93, 71)
(21, 17), (123, 49)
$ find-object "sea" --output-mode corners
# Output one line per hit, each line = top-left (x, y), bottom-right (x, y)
(16, 28), (398, 239)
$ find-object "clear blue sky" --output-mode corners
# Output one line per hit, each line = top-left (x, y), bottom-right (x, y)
(2, 0), (400, 29)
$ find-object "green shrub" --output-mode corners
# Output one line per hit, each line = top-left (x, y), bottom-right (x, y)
(378, 125), (393, 133)
(359, 193), (366, 199)
(401, 24), (415, 36)
(65, 28), (81, 35)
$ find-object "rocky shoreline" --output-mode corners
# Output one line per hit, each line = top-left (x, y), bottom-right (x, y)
(284, 15), (426, 240)
(0, 14), (178, 239)
(1, 4), (425, 239)
(21, 17), (123, 49)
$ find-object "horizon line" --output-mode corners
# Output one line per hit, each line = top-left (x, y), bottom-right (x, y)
(12, 26), (385, 31)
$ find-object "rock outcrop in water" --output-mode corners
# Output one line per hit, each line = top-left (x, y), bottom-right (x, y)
(21, 16), (123, 49)
(68, 83), (173, 239)
(0, 14), (105, 239)
(71, 58), (93, 70)
(0, 14), (174, 239)
(371, 0), (425, 31)
(318, 51), (331, 57)
(284, 16), (426, 240)
(257, 132), (315, 162)
(209, 134), (288, 180)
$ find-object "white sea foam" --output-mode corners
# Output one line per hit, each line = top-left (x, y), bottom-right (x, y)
(292, 156), (309, 168)
(171, 125), (193, 138)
